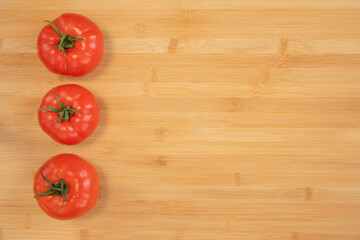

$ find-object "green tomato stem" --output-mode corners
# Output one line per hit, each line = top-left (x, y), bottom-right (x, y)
(38, 88), (81, 122)
(34, 171), (70, 206)
(45, 20), (84, 52)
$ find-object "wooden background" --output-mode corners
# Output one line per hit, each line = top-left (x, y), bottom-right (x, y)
(1, 0), (360, 239)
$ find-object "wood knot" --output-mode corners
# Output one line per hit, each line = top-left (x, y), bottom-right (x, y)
(135, 24), (146, 38)
(234, 172), (241, 186)
(252, 69), (271, 98)
(143, 68), (157, 95)
(137, 200), (149, 214)
(278, 38), (289, 68)
(181, 9), (194, 24)
(230, 98), (242, 112)
(292, 232), (299, 240)
(137, 200), (148, 208)
(252, 81), (260, 98)
(25, 214), (32, 229)
(305, 188), (313, 201)
(168, 39), (178, 53)
(175, 230), (184, 240)
(156, 156), (169, 169)
(173, 0), (181, 8)
(149, 68), (157, 83)
(101, 142), (112, 154)
(98, 186), (103, 200)
(80, 230), (88, 240)
(223, 114), (234, 127)
(261, 69), (271, 84)
(224, 217), (232, 231)
(155, 127), (166, 141)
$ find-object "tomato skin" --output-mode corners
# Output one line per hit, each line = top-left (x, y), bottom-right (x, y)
(37, 13), (104, 77)
(34, 154), (99, 220)
(38, 84), (99, 145)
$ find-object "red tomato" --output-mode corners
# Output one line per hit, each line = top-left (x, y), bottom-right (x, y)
(38, 84), (99, 145)
(38, 13), (104, 77)
(34, 153), (99, 220)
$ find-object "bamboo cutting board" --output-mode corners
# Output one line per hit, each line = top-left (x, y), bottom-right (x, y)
(1, 0), (360, 239)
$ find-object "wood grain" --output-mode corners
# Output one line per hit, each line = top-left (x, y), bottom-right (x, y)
(1, 1), (360, 239)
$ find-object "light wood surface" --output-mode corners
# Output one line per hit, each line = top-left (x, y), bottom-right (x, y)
(1, 1), (360, 239)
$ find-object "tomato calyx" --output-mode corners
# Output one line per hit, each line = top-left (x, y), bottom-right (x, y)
(38, 88), (81, 122)
(45, 20), (84, 52)
(34, 171), (70, 207)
